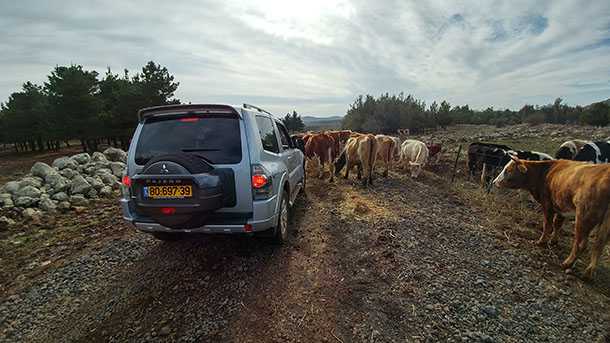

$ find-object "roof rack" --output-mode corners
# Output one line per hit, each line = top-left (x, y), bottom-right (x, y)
(243, 103), (273, 116)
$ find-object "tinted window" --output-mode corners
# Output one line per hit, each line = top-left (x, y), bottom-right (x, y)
(134, 114), (241, 165)
(255, 116), (279, 153)
(276, 122), (292, 149)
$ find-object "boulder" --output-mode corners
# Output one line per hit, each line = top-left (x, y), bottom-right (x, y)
(93, 161), (110, 170)
(86, 188), (98, 199)
(103, 147), (127, 163)
(22, 208), (42, 223)
(91, 151), (108, 162)
(31, 162), (56, 179)
(69, 195), (89, 206)
(51, 192), (69, 202)
(15, 185), (42, 199)
(0, 216), (16, 230)
(59, 168), (78, 179)
(15, 196), (38, 207)
(19, 177), (43, 189)
(0, 193), (13, 208)
(95, 168), (113, 177)
(39, 197), (57, 212)
(86, 176), (104, 191)
(57, 201), (71, 211)
(99, 186), (113, 197)
(99, 173), (119, 186)
(3, 181), (20, 194)
(71, 153), (91, 165)
(52, 156), (79, 170)
(83, 164), (97, 176)
(46, 173), (69, 194)
(70, 175), (92, 195)
(109, 162), (126, 178)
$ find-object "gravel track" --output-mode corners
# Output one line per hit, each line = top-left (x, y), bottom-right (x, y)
(1, 170), (609, 342)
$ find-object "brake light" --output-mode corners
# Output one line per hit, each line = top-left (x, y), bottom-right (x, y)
(252, 174), (268, 189)
(179, 117), (199, 122)
(122, 175), (131, 187)
(244, 224), (253, 233)
(160, 207), (176, 215)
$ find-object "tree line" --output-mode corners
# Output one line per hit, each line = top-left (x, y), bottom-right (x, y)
(342, 93), (610, 133)
(0, 61), (179, 153)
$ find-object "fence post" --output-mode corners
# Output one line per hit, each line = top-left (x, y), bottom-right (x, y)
(451, 145), (462, 183)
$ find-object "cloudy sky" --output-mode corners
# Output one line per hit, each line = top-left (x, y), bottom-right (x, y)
(1, 0), (609, 116)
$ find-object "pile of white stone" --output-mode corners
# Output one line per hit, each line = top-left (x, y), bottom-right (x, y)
(0, 147), (127, 221)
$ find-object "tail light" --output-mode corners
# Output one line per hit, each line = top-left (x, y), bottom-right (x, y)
(122, 175), (131, 187)
(160, 207), (176, 215)
(121, 174), (132, 198)
(252, 164), (273, 200)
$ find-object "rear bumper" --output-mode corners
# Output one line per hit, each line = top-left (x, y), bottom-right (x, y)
(120, 195), (279, 234)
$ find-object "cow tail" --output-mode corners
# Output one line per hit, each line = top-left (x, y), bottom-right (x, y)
(368, 137), (374, 177)
(411, 144), (423, 166)
(334, 148), (347, 175)
(387, 141), (393, 163)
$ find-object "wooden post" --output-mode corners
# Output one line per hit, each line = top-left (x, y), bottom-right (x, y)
(451, 145), (462, 183)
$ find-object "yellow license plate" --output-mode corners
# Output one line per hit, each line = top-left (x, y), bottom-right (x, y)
(144, 185), (193, 199)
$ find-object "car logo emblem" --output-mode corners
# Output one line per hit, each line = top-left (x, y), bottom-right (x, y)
(161, 164), (170, 174)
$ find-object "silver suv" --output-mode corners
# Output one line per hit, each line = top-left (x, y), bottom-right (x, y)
(120, 103), (305, 243)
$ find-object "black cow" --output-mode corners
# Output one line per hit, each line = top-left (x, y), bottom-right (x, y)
(574, 141), (610, 163)
(512, 150), (554, 161)
(291, 135), (306, 154)
(467, 142), (513, 179)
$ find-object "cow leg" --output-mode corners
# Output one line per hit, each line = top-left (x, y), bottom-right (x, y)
(584, 220), (610, 279)
(480, 163), (487, 186)
(536, 209), (555, 246)
(549, 214), (565, 244)
(328, 148), (334, 182)
(561, 211), (595, 269)
(356, 163), (362, 180)
(344, 160), (351, 179)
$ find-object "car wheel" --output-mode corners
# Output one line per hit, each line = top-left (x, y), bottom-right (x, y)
(273, 190), (290, 244)
(151, 232), (184, 241)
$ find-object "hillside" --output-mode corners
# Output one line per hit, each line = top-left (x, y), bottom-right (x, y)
(302, 115), (343, 130)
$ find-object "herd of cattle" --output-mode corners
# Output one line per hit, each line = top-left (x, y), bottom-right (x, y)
(293, 132), (610, 280)
(291, 130), (441, 185)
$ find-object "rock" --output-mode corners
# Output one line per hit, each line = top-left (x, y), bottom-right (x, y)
(91, 151), (108, 162)
(19, 177), (43, 189)
(109, 162), (126, 178)
(39, 198), (57, 212)
(97, 171), (118, 185)
(71, 153), (91, 165)
(45, 173), (69, 194)
(99, 186), (113, 197)
(83, 164), (97, 176)
(2, 197), (13, 208)
(481, 306), (498, 318)
(57, 201), (71, 211)
(93, 161), (110, 170)
(3, 181), (20, 194)
(159, 326), (171, 336)
(51, 192), (69, 202)
(59, 168), (78, 179)
(69, 195), (89, 206)
(86, 176), (104, 191)
(0, 216), (16, 230)
(70, 175), (92, 195)
(52, 157), (78, 170)
(15, 186), (42, 199)
(15, 196), (38, 207)
(86, 188), (98, 199)
(103, 147), (127, 163)
(31, 162), (56, 179)
(22, 208), (42, 223)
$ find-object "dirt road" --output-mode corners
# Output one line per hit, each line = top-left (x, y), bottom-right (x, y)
(1, 170), (609, 342)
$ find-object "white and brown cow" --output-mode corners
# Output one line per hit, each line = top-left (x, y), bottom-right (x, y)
(375, 134), (398, 177)
(555, 139), (590, 160)
(399, 139), (429, 178)
(494, 157), (610, 279)
(334, 134), (379, 185)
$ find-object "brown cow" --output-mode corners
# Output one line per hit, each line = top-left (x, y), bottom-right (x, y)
(304, 133), (338, 181)
(375, 134), (397, 177)
(326, 130), (353, 146)
(334, 134), (378, 185)
(493, 158), (610, 279)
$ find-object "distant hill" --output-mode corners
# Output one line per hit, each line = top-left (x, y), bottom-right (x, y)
(302, 115), (343, 130)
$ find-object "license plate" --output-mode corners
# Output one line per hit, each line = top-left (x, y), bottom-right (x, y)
(143, 185), (193, 199)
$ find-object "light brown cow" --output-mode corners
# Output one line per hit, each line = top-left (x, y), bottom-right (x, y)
(304, 133), (338, 181)
(375, 134), (397, 177)
(334, 134), (378, 185)
(493, 158), (610, 279)
(399, 139), (429, 178)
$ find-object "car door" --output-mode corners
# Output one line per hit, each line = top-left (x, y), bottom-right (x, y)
(275, 122), (300, 194)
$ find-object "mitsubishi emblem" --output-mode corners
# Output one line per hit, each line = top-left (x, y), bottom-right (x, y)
(161, 164), (170, 174)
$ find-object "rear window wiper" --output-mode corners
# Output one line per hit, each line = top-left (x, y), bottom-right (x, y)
(181, 148), (221, 152)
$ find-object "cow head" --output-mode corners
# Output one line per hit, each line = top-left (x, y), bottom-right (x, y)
(493, 155), (528, 189)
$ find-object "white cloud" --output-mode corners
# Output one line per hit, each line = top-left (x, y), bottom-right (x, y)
(0, 0), (609, 116)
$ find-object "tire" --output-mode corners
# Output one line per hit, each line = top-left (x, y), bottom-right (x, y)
(273, 190), (290, 244)
(151, 232), (184, 241)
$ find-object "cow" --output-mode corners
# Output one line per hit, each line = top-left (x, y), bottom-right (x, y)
(427, 143), (442, 165)
(399, 139), (429, 178)
(290, 134), (305, 154)
(391, 136), (402, 160)
(467, 142), (513, 180)
(493, 157), (610, 279)
(573, 141), (610, 164)
(555, 139), (590, 160)
(334, 134), (378, 185)
(375, 134), (398, 177)
(304, 133), (339, 182)
(326, 130), (353, 146)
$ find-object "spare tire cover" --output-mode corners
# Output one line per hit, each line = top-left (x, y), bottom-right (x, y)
(137, 153), (223, 229)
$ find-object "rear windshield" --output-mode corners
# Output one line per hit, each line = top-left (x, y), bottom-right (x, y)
(134, 114), (241, 165)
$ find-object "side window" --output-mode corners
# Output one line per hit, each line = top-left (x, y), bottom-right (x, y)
(276, 122), (292, 150)
(255, 116), (279, 153)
